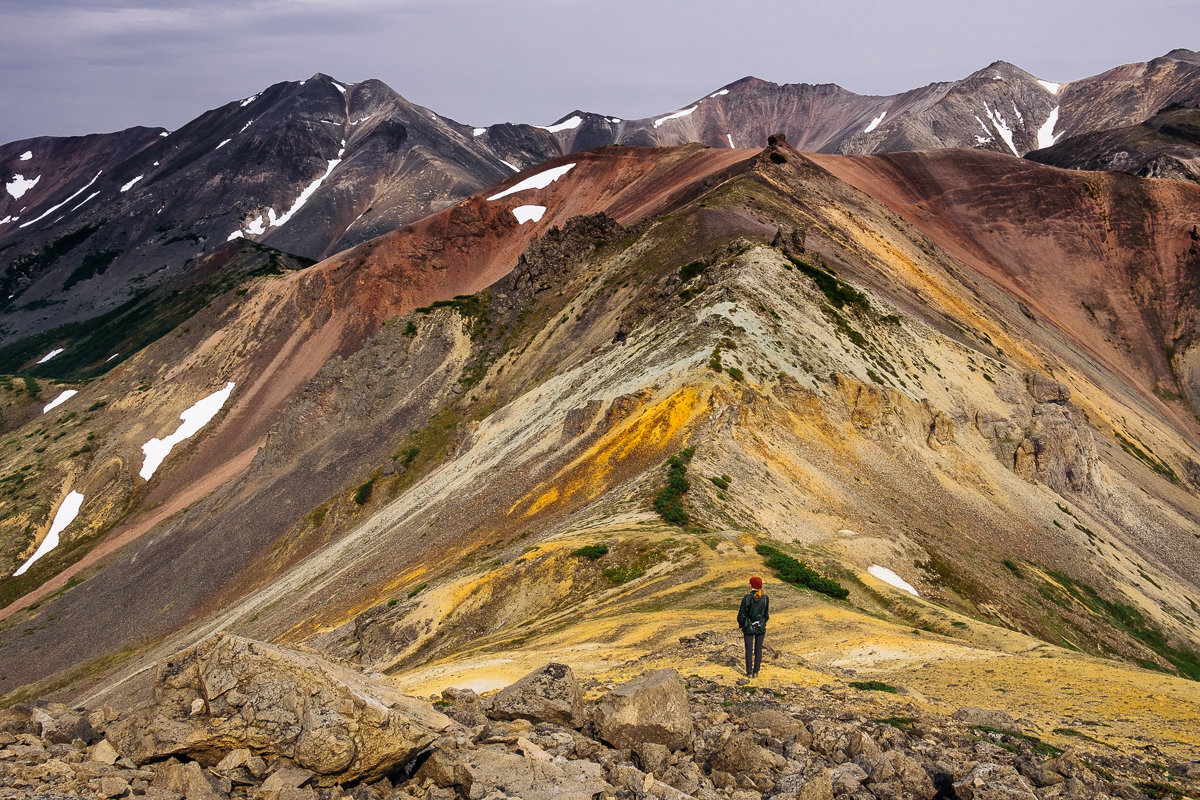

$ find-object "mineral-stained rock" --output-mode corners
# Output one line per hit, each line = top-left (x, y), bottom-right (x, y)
(488, 662), (585, 728)
(593, 668), (694, 752)
(107, 633), (450, 782)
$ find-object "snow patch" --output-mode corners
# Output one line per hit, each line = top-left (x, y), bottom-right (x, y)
(512, 205), (546, 224)
(240, 93), (259, 107)
(983, 103), (1019, 156)
(0, 216), (16, 225)
(270, 155), (343, 229)
(227, 230), (244, 241)
(868, 565), (919, 596)
(36, 348), (65, 364)
(216, 138), (231, 150)
(727, 133), (735, 149)
(500, 160), (520, 172)
(12, 491), (85, 577)
(1012, 103), (1023, 124)
(19, 150), (32, 161)
(1037, 80), (1061, 95)
(159, 131), (169, 137)
(140, 382), (235, 480)
(653, 105), (697, 128)
(609, 118), (621, 124)
(487, 163), (576, 201)
(6, 174), (40, 199)
(43, 390), (77, 414)
(20, 170), (103, 227)
(239, 119), (254, 134)
(1037, 106), (1061, 150)
(709, 89), (729, 98)
(70, 191), (99, 212)
(331, 81), (346, 94)
(246, 214), (267, 235)
(473, 127), (487, 136)
(350, 115), (373, 126)
(120, 175), (144, 192)
(541, 115), (582, 133)
(863, 111), (886, 133)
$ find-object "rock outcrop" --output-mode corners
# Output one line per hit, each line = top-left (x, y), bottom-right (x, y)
(107, 633), (450, 782)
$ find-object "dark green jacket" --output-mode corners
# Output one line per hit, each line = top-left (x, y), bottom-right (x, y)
(737, 591), (769, 635)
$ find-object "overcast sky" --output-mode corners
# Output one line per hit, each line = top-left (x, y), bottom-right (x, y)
(2, 0), (1197, 145)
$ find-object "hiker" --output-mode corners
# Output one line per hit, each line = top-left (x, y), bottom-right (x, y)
(738, 575), (769, 677)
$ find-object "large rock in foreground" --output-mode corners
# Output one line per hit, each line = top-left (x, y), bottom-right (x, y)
(108, 633), (450, 782)
(593, 668), (693, 751)
(489, 662), (585, 728)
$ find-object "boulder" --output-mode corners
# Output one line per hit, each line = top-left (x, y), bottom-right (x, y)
(863, 750), (936, 799)
(417, 745), (611, 800)
(151, 761), (224, 800)
(107, 633), (450, 782)
(593, 668), (693, 752)
(42, 710), (98, 745)
(488, 663), (585, 728)
(954, 763), (1038, 800)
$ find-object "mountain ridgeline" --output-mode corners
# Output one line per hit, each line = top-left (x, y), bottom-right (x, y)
(0, 49), (1199, 778)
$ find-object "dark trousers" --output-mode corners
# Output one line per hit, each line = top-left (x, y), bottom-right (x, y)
(744, 633), (764, 675)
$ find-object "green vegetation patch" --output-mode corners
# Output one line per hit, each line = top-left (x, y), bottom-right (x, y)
(571, 544), (609, 560)
(679, 260), (707, 282)
(1115, 432), (1180, 484)
(785, 253), (868, 312)
(0, 242), (314, 381)
(654, 448), (695, 526)
(63, 249), (123, 291)
(755, 543), (849, 599)
(849, 680), (896, 693)
(1044, 569), (1200, 681)
(353, 479), (375, 505)
(969, 725), (1063, 757)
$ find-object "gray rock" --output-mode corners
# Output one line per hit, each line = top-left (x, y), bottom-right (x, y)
(593, 668), (693, 752)
(417, 745), (612, 800)
(489, 663), (585, 728)
(954, 763), (1038, 800)
(107, 633), (450, 782)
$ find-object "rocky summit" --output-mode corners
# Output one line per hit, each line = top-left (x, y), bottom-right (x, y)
(2, 48), (1200, 800)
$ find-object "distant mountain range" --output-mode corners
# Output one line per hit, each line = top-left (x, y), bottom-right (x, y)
(2, 50), (1199, 350)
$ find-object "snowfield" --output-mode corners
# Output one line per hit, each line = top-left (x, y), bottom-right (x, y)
(654, 106), (697, 128)
(512, 205), (546, 224)
(541, 116), (582, 133)
(868, 565), (919, 596)
(6, 174), (40, 199)
(20, 150), (32, 161)
(120, 175), (144, 192)
(1037, 107), (1061, 150)
(487, 163), (576, 201)
(140, 382), (236, 480)
(36, 348), (65, 364)
(863, 111), (887, 133)
(19, 172), (102, 229)
(1037, 80), (1061, 95)
(43, 390), (78, 414)
(983, 103), (1020, 156)
(12, 491), (85, 577)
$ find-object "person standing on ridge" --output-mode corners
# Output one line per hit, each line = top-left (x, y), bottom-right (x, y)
(738, 576), (769, 677)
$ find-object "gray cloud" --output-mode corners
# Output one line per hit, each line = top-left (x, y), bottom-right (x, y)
(2, 0), (1197, 143)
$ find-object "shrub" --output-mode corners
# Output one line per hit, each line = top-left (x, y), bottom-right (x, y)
(654, 449), (695, 526)
(849, 680), (896, 693)
(679, 260), (706, 282)
(711, 475), (731, 490)
(755, 543), (849, 599)
(727, 367), (744, 382)
(571, 544), (609, 560)
(407, 582), (427, 598)
(353, 479), (374, 505)
(403, 321), (417, 336)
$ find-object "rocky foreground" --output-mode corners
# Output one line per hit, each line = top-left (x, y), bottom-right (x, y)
(1, 633), (1197, 800)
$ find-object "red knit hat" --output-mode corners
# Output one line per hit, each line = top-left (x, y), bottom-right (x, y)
(750, 576), (763, 590)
